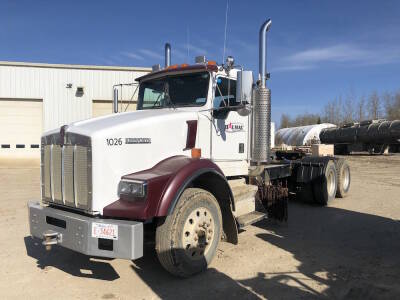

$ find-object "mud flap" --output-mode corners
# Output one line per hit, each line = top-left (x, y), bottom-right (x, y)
(264, 183), (288, 222)
(255, 179), (288, 222)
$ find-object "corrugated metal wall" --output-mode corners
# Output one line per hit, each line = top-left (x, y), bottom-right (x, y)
(0, 62), (150, 132)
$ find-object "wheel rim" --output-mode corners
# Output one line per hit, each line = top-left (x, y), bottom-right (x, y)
(341, 166), (350, 191)
(182, 207), (215, 260)
(327, 169), (335, 197)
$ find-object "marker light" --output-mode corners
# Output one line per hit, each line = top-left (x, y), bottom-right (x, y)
(191, 148), (202, 159)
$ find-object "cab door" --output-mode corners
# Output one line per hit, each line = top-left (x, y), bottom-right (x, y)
(211, 76), (249, 161)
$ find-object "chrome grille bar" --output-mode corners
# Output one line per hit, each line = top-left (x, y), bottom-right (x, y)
(43, 145), (52, 201)
(41, 133), (92, 213)
(50, 144), (54, 201)
(73, 145), (78, 208)
(64, 145), (75, 206)
(61, 146), (65, 205)
(52, 145), (63, 204)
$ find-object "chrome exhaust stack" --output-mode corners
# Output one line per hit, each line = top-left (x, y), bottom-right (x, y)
(251, 19), (272, 164)
(165, 43), (171, 67)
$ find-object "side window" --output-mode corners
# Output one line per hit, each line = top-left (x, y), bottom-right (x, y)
(214, 77), (237, 108)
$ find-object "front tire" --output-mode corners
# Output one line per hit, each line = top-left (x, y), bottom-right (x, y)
(155, 188), (222, 277)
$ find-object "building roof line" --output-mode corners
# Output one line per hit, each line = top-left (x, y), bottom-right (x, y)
(0, 60), (151, 72)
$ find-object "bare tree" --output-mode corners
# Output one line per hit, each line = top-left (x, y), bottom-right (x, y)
(383, 91), (400, 120)
(356, 95), (366, 122)
(342, 91), (355, 124)
(280, 114), (291, 129)
(279, 113), (322, 128)
(323, 97), (342, 125)
(282, 89), (400, 129)
(367, 91), (381, 120)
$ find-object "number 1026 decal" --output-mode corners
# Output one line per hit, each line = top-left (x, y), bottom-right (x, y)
(106, 138), (123, 146)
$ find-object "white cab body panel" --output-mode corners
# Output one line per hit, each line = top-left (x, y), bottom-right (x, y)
(64, 109), (198, 213)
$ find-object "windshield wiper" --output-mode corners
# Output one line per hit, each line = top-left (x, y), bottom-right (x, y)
(164, 82), (176, 109)
(151, 93), (163, 108)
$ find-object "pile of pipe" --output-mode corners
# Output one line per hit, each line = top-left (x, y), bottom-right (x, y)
(320, 119), (400, 144)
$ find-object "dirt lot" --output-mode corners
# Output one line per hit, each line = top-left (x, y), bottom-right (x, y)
(0, 155), (399, 299)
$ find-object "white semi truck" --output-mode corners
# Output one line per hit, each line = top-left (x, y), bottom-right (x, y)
(28, 19), (351, 277)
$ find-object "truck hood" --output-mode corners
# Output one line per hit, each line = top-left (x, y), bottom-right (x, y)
(44, 108), (199, 214)
(65, 109), (193, 138)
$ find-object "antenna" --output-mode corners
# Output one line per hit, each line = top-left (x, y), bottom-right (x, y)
(186, 26), (190, 63)
(222, 0), (229, 63)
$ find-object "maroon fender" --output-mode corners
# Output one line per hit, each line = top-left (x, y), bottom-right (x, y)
(103, 155), (233, 221)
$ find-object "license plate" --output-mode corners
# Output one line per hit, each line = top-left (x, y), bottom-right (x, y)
(91, 222), (118, 240)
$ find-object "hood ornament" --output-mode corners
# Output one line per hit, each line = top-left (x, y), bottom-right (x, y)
(60, 125), (68, 146)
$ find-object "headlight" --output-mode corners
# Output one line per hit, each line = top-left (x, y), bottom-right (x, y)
(118, 180), (146, 199)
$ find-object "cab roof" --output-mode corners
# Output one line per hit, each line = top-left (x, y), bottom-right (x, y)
(135, 63), (219, 82)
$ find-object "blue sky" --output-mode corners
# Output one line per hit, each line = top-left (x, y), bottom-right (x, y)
(1, 0), (399, 124)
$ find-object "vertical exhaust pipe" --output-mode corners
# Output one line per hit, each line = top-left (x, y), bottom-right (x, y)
(252, 19), (272, 164)
(165, 43), (171, 67)
(259, 19), (272, 88)
(113, 87), (118, 113)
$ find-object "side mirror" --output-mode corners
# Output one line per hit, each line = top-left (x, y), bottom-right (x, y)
(236, 71), (253, 104)
(213, 104), (251, 119)
(237, 105), (252, 116)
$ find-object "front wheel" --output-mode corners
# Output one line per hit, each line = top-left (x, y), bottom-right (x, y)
(155, 188), (222, 277)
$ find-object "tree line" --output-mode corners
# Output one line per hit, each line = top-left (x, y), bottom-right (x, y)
(280, 90), (400, 129)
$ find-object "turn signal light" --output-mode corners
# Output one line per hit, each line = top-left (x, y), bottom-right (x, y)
(207, 60), (217, 66)
(191, 148), (201, 159)
(181, 63), (189, 67)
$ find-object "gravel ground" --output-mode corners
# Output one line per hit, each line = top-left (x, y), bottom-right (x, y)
(0, 155), (399, 300)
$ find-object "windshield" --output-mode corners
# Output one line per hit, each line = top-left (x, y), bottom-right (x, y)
(137, 72), (210, 109)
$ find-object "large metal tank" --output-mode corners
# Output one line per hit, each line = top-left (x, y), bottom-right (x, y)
(378, 121), (392, 141)
(275, 123), (336, 146)
(336, 125), (359, 143)
(320, 119), (400, 145)
(319, 127), (337, 144)
(390, 120), (400, 140)
(357, 123), (370, 143)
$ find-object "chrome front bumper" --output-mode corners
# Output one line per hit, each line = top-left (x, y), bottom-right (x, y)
(28, 201), (143, 260)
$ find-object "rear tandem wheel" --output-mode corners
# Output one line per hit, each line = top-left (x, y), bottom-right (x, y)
(313, 160), (337, 205)
(334, 158), (351, 198)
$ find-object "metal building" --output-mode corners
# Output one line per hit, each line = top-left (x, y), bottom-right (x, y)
(0, 61), (150, 158)
(275, 123), (336, 147)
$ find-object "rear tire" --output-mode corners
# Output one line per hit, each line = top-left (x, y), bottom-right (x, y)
(313, 160), (337, 205)
(155, 188), (222, 277)
(296, 184), (314, 203)
(335, 159), (351, 198)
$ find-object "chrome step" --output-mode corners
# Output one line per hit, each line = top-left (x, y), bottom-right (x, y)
(237, 211), (266, 228)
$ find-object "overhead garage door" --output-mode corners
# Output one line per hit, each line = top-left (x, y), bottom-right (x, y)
(92, 100), (137, 118)
(0, 99), (42, 158)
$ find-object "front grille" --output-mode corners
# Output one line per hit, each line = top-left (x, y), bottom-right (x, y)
(41, 133), (92, 212)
